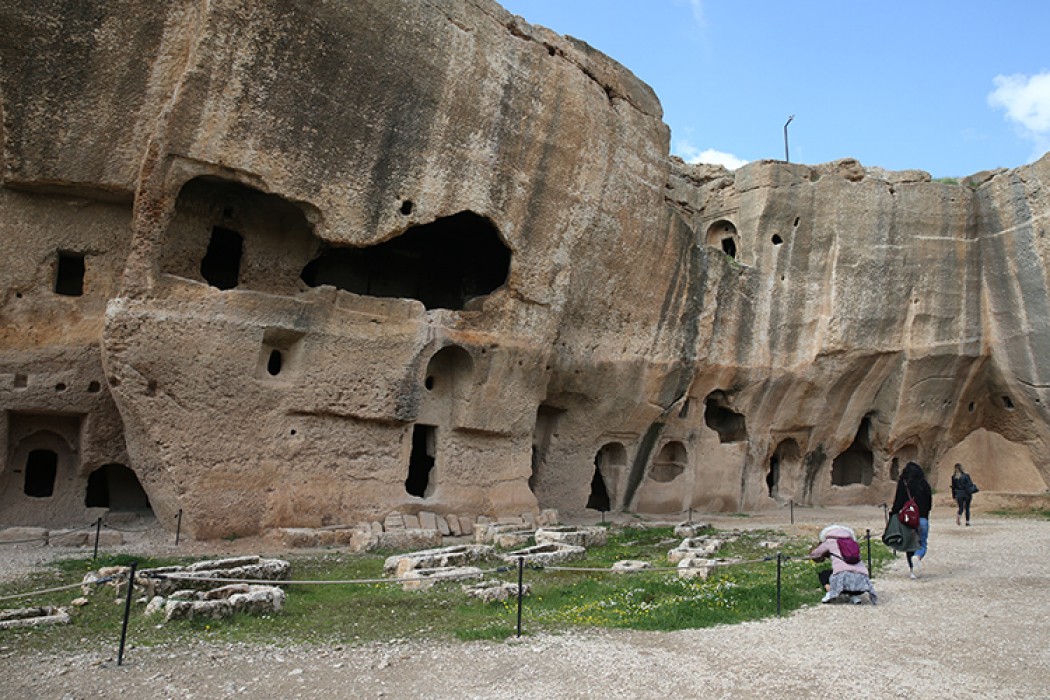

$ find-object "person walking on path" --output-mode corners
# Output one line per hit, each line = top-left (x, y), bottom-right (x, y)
(951, 463), (978, 526)
(890, 461), (933, 578)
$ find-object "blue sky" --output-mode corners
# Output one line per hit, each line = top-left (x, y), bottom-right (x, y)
(499, 1), (1050, 178)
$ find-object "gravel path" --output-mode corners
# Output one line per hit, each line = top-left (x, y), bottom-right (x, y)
(1, 508), (1047, 699)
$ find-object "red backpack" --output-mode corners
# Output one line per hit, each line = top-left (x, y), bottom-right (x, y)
(898, 483), (920, 529)
(832, 536), (862, 565)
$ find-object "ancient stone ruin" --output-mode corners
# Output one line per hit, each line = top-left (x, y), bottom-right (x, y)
(1, 0), (1048, 540)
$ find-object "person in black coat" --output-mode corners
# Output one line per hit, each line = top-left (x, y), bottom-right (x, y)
(890, 461), (933, 578)
(951, 463), (977, 526)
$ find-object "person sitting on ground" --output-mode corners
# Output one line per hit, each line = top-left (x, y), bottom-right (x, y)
(808, 524), (877, 605)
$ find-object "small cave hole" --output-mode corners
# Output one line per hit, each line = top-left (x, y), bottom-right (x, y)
(266, 349), (283, 377)
(54, 251), (85, 297)
(967, 402), (975, 413)
(14, 374), (27, 389)
(766, 457), (780, 497)
(400, 200), (414, 215)
(425, 375), (435, 391)
(200, 226), (243, 290)
(145, 379), (157, 397)
(55, 383), (66, 392)
(649, 441), (687, 483)
(704, 392), (747, 443)
(24, 449), (58, 498)
(405, 425), (436, 498)
(1002, 396), (1014, 410)
(721, 237), (737, 258)
(87, 381), (101, 393)
(290, 429), (297, 436)
(771, 234), (783, 245)
(793, 217), (801, 227)
(586, 459), (611, 511)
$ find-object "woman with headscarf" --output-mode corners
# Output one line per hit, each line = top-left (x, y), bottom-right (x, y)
(890, 461), (933, 578)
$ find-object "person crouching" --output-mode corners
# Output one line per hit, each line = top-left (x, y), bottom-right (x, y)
(808, 524), (877, 605)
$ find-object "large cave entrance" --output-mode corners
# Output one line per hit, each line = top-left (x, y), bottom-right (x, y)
(832, 417), (875, 486)
(85, 464), (152, 512)
(301, 211), (511, 310)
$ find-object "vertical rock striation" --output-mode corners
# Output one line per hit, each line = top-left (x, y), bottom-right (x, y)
(0, 0), (1046, 537)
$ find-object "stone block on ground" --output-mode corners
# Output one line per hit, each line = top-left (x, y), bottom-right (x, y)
(502, 543), (585, 567)
(0, 606), (70, 629)
(400, 566), (484, 591)
(384, 544), (497, 575)
(374, 529), (442, 552)
(535, 526), (608, 548)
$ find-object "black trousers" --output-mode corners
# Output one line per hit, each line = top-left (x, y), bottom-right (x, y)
(956, 496), (972, 522)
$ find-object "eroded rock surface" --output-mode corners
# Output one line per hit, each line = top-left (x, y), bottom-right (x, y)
(1, 0), (1048, 539)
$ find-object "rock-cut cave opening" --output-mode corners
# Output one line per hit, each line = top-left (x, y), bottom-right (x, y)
(301, 211), (510, 310)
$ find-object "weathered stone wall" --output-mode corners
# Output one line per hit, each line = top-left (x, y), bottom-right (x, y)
(1, 0), (1047, 537)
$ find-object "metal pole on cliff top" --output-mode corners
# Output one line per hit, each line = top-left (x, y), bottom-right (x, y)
(784, 115), (795, 162)
(789, 500), (794, 525)
(175, 508), (183, 546)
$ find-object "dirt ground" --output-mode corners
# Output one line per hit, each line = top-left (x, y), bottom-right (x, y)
(1, 503), (1048, 699)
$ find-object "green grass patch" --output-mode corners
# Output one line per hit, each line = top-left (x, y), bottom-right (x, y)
(0, 526), (895, 652)
(989, 508), (1050, 520)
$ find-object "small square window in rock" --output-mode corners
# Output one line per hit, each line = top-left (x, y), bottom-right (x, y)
(14, 373), (28, 389)
(54, 251), (85, 296)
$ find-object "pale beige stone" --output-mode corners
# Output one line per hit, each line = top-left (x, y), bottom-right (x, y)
(0, 0), (1048, 543)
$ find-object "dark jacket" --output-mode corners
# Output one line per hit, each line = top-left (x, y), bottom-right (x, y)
(891, 462), (933, 518)
(952, 472), (975, 500)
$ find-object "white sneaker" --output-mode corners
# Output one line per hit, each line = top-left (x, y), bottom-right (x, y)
(909, 570), (917, 580)
(912, 558), (922, 578)
(821, 591), (834, 603)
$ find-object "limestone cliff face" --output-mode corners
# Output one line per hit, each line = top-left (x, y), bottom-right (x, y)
(0, 0), (1046, 537)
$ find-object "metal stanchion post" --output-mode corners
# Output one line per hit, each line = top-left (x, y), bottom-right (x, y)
(776, 553), (783, 616)
(516, 557), (524, 638)
(117, 561), (137, 666)
(93, 517), (102, 560)
(688, 507), (693, 524)
(881, 503), (888, 524)
(866, 528), (872, 574)
(175, 509), (183, 546)
(790, 500), (794, 525)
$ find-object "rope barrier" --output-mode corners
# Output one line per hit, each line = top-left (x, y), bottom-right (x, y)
(0, 574), (121, 603)
(100, 523), (157, 533)
(0, 521), (109, 546)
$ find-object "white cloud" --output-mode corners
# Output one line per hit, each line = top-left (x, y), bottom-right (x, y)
(672, 0), (706, 30)
(989, 71), (1050, 159)
(675, 140), (748, 170)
